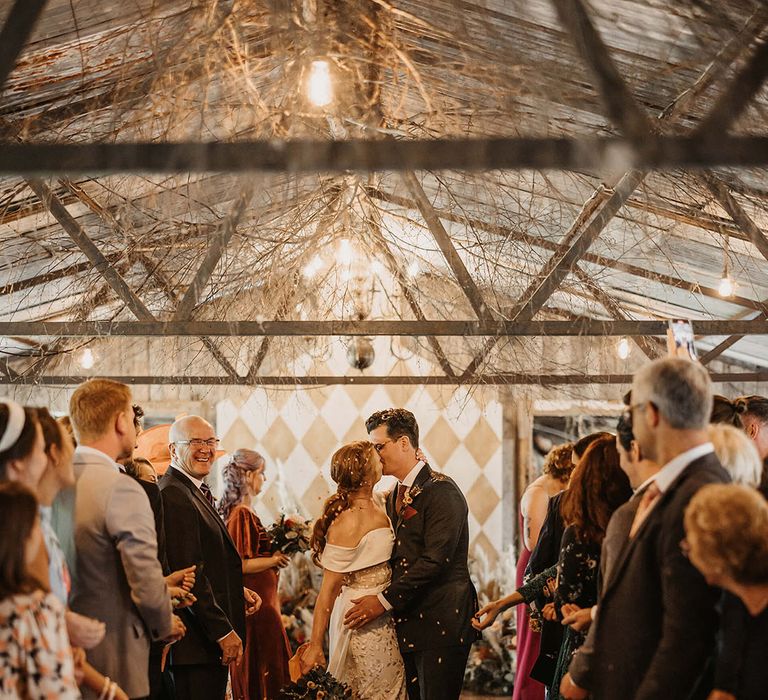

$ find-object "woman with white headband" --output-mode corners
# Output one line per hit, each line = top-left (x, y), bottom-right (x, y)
(0, 400), (48, 488)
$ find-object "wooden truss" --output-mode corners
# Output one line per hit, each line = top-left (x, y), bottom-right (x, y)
(1, 2), (768, 387)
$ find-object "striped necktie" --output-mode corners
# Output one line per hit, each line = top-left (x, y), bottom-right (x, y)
(200, 482), (217, 511)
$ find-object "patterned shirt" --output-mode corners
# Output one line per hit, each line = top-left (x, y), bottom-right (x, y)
(0, 590), (80, 698)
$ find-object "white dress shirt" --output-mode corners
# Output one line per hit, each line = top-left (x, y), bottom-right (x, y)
(377, 460), (426, 611)
(652, 442), (714, 494)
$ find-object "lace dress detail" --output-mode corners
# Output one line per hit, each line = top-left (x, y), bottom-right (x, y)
(321, 529), (407, 700)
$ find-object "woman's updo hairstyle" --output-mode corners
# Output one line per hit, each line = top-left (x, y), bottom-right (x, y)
(0, 402), (40, 482)
(710, 395), (744, 428)
(310, 441), (377, 565)
(218, 449), (265, 522)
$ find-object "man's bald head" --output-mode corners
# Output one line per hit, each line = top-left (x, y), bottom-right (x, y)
(168, 415), (218, 480)
(169, 415), (215, 443)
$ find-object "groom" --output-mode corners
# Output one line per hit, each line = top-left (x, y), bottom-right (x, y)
(344, 408), (479, 700)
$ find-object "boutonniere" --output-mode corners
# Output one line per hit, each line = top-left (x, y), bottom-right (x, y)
(402, 484), (423, 508)
(403, 505), (418, 520)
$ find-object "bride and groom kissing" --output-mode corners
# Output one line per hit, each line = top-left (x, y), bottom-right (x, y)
(299, 408), (480, 700)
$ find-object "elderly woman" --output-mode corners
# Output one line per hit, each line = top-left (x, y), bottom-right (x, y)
(685, 484), (768, 699)
(219, 449), (291, 700)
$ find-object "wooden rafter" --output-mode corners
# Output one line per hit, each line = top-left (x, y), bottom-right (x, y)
(173, 183), (255, 321)
(51, 180), (240, 378)
(551, 0), (654, 142)
(571, 267), (661, 360)
(695, 35), (768, 139)
(3, 372), (767, 387)
(1, 319), (768, 337)
(367, 188), (768, 316)
(2, 136), (768, 175)
(0, 0), (48, 95)
(401, 170), (492, 322)
(458, 7), (768, 377)
(0, 255), (122, 297)
(365, 186), (456, 377)
(25, 178), (155, 322)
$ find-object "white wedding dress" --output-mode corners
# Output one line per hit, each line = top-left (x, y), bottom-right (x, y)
(321, 527), (407, 699)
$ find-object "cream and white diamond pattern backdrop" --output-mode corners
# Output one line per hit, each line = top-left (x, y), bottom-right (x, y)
(216, 383), (504, 564)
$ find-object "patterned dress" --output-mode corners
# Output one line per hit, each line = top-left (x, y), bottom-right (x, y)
(518, 526), (601, 700)
(0, 590), (80, 699)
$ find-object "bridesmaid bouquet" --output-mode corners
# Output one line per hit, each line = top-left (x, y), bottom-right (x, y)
(278, 667), (352, 699)
(268, 513), (312, 555)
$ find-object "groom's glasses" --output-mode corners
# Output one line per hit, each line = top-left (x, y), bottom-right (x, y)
(373, 440), (394, 453)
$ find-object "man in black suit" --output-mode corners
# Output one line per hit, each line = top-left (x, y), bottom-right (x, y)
(344, 408), (479, 700)
(159, 416), (258, 700)
(562, 358), (729, 700)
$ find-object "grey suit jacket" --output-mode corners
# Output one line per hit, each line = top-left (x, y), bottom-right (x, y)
(69, 447), (173, 699)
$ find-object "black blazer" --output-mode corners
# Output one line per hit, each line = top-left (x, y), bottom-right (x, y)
(134, 478), (169, 574)
(590, 452), (729, 700)
(159, 467), (245, 666)
(383, 464), (480, 653)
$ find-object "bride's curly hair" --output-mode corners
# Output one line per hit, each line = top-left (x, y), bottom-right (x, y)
(310, 441), (378, 565)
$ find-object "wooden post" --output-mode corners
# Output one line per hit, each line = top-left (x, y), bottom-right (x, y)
(502, 388), (533, 557)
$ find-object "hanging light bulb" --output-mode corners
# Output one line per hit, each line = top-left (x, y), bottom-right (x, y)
(616, 337), (630, 360)
(719, 236), (735, 298)
(307, 60), (333, 107)
(80, 348), (95, 369)
(718, 275), (734, 297)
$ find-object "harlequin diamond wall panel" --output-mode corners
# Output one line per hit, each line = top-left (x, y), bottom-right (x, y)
(216, 384), (504, 564)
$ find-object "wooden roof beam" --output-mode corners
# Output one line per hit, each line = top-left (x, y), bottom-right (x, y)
(2, 136), (768, 175)
(25, 178), (154, 322)
(1, 319), (767, 337)
(402, 170), (492, 322)
(694, 34), (768, 139)
(551, 0), (654, 142)
(3, 372), (767, 387)
(0, 0), (48, 95)
(173, 183), (255, 321)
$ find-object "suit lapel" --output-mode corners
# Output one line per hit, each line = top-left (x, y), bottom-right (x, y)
(168, 468), (239, 555)
(602, 456), (712, 597)
(395, 465), (432, 532)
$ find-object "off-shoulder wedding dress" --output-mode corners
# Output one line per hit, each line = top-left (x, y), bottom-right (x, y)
(321, 527), (407, 699)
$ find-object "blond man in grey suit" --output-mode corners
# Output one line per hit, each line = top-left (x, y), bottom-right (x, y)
(68, 379), (185, 699)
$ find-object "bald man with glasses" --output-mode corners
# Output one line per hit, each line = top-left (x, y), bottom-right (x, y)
(159, 416), (257, 700)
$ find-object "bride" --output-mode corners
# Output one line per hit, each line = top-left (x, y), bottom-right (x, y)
(301, 441), (406, 699)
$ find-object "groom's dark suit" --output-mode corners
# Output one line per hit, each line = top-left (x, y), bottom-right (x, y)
(383, 464), (479, 700)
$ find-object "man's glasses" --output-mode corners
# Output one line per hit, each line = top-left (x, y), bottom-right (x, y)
(373, 439), (394, 453)
(174, 438), (220, 449)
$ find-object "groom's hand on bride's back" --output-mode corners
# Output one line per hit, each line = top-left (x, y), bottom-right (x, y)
(344, 595), (385, 629)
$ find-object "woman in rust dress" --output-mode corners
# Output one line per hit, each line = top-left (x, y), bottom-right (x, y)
(219, 449), (291, 700)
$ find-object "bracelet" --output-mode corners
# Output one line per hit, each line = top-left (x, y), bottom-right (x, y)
(98, 677), (110, 700)
(107, 682), (118, 700)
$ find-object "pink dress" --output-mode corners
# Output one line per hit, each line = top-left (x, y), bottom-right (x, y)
(513, 512), (545, 700)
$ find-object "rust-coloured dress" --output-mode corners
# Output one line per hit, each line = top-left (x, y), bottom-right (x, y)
(227, 504), (292, 700)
